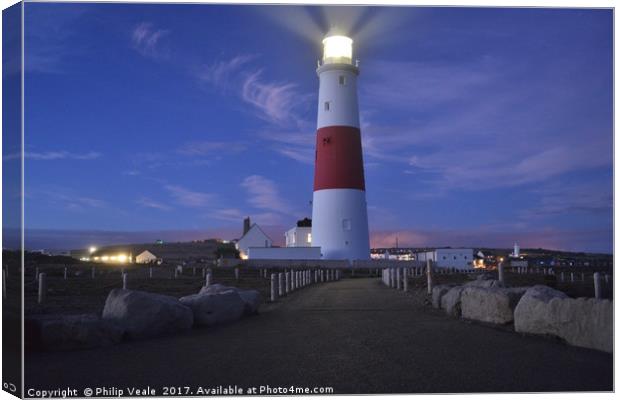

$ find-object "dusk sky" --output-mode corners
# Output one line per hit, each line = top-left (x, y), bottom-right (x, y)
(11, 3), (613, 252)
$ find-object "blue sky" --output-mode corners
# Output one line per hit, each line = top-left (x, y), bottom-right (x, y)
(14, 3), (613, 252)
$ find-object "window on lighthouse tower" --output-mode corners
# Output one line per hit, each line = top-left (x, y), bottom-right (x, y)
(324, 101), (330, 111)
(339, 75), (346, 85)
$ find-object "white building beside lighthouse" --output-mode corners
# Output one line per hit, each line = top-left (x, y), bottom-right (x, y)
(311, 32), (370, 260)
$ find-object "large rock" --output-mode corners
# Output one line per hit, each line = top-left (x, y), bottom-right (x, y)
(514, 285), (568, 336)
(514, 285), (612, 353)
(461, 286), (527, 324)
(102, 289), (193, 339)
(464, 279), (504, 288)
(432, 285), (454, 309)
(180, 290), (245, 326)
(199, 284), (261, 315)
(441, 286), (465, 317)
(26, 314), (123, 351)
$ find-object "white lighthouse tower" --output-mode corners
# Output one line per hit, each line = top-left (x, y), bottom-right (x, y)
(311, 32), (370, 260)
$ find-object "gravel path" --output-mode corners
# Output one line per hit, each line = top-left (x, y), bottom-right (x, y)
(25, 278), (612, 395)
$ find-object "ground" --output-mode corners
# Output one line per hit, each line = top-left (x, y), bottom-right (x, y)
(24, 277), (612, 395)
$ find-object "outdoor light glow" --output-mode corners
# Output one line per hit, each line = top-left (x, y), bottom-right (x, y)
(322, 35), (353, 64)
(89, 246), (97, 254)
(117, 254), (127, 263)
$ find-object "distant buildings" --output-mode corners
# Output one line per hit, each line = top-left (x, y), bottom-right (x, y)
(413, 248), (474, 269)
(135, 250), (158, 264)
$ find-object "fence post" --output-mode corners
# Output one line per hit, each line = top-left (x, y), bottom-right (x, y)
(206, 271), (212, 287)
(270, 274), (276, 302)
(122, 273), (128, 289)
(426, 260), (433, 295)
(396, 268), (401, 290)
(605, 274), (609, 284)
(498, 262), (505, 285)
(593, 272), (601, 299)
(235, 267), (240, 281)
(35, 267), (39, 282)
(285, 271), (290, 293)
(278, 272), (284, 297)
(571, 272), (575, 282)
(38, 273), (47, 304)
(149, 267), (153, 279)
(2, 269), (6, 299)
(404, 269), (409, 292)
(64, 267), (68, 280)
(91, 266), (96, 279)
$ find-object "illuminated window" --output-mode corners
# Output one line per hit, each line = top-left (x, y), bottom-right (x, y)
(339, 75), (346, 85)
(307, 233), (312, 243)
(324, 101), (330, 111)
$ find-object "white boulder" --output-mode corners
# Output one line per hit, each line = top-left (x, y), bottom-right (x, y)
(461, 286), (527, 324)
(432, 285), (454, 309)
(180, 290), (245, 326)
(514, 285), (612, 353)
(199, 284), (261, 315)
(441, 286), (465, 317)
(102, 289), (193, 339)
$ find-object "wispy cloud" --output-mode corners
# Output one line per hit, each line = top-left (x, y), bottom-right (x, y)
(164, 184), (214, 208)
(241, 175), (297, 217)
(4, 150), (101, 161)
(198, 55), (313, 128)
(198, 55), (256, 89)
(177, 140), (247, 156)
(241, 70), (310, 127)
(33, 187), (107, 211)
(136, 197), (172, 211)
(131, 22), (169, 58)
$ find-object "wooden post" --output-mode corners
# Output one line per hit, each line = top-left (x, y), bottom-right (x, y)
(336, 270), (340, 280)
(193, 267), (196, 276)
(35, 267), (39, 282)
(64, 267), (68, 280)
(285, 271), (290, 293)
(426, 259), (433, 295)
(235, 267), (240, 281)
(278, 272), (284, 297)
(396, 268), (401, 290)
(571, 272), (575, 282)
(403, 269), (408, 292)
(2, 270), (6, 299)
(206, 272), (212, 287)
(498, 262), (505, 285)
(593, 272), (601, 299)
(38, 273), (46, 304)
(149, 267), (153, 279)
(270, 274), (276, 302)
(91, 266), (95, 279)
(174, 268), (179, 279)
(122, 273), (128, 289)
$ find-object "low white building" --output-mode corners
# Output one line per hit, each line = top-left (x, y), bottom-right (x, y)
(285, 226), (312, 247)
(135, 250), (158, 264)
(236, 223), (273, 259)
(415, 248), (473, 269)
(248, 246), (321, 260)
(285, 218), (312, 247)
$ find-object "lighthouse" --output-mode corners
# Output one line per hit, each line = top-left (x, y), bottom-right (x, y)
(311, 32), (370, 260)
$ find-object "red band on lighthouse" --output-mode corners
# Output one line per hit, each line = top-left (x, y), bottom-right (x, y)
(313, 126), (365, 191)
